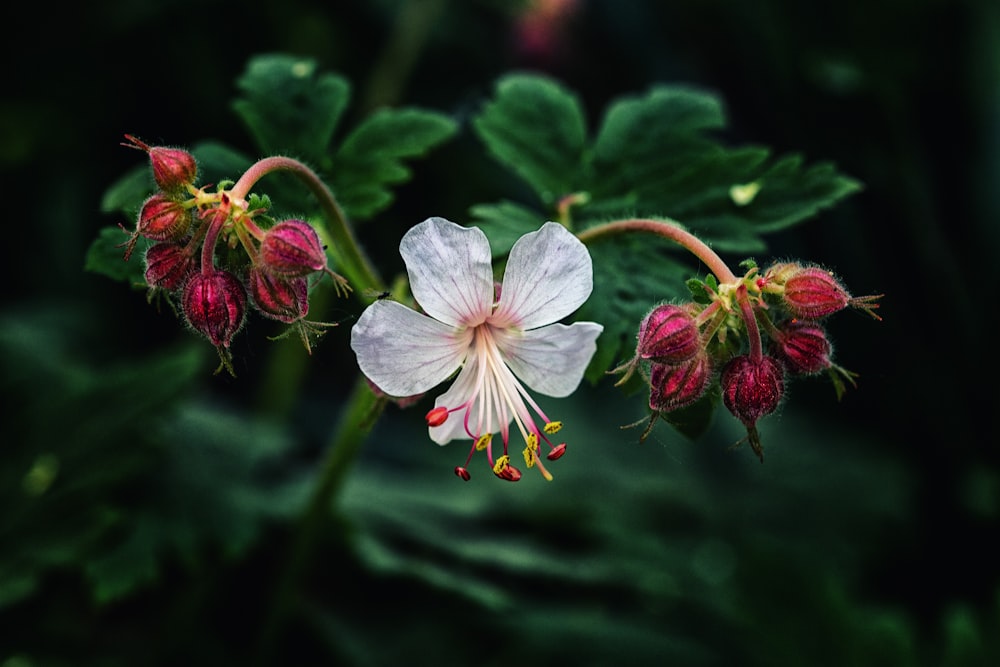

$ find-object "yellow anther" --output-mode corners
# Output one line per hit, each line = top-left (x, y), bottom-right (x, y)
(525, 432), (538, 451)
(523, 446), (536, 468)
(475, 433), (492, 451)
(492, 454), (510, 475)
(543, 421), (562, 434)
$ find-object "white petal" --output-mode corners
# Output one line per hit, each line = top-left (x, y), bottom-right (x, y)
(428, 355), (506, 444)
(350, 300), (470, 397)
(491, 222), (594, 330)
(400, 217), (495, 328)
(494, 321), (604, 397)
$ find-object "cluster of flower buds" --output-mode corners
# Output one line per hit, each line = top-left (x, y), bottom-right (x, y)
(119, 135), (350, 374)
(616, 260), (881, 461)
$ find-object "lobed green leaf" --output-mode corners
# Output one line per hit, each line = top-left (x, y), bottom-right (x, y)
(472, 73), (588, 205)
(232, 53), (351, 162)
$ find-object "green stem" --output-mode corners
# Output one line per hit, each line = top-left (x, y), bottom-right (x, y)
(255, 375), (381, 664)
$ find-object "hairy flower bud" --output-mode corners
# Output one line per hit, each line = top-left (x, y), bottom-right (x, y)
(782, 267), (850, 319)
(259, 220), (329, 278)
(638, 304), (701, 364)
(137, 193), (192, 241)
(124, 134), (197, 193)
(247, 266), (309, 323)
(721, 354), (785, 427)
(773, 320), (832, 375)
(648, 352), (712, 413)
(144, 241), (195, 291)
(182, 270), (247, 348)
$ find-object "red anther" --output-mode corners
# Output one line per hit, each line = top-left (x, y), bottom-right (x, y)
(426, 406), (449, 427)
(454, 466), (471, 481)
(495, 465), (522, 482)
(546, 443), (567, 461)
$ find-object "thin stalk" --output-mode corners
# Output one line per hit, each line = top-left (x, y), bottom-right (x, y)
(578, 217), (762, 359)
(255, 375), (381, 664)
(231, 156), (383, 294)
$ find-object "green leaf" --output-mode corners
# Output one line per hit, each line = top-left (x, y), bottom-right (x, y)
(332, 107), (458, 219)
(232, 53), (351, 161)
(468, 199), (547, 256)
(472, 73), (588, 205)
(100, 165), (153, 215)
(84, 226), (148, 286)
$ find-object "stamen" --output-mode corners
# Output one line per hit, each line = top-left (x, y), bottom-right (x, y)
(425, 406), (449, 427)
(475, 433), (492, 451)
(544, 421), (562, 434)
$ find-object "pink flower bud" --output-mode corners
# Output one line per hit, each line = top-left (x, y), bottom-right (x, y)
(144, 241), (195, 291)
(259, 220), (328, 278)
(182, 270), (247, 348)
(721, 354), (784, 427)
(772, 320), (831, 375)
(137, 193), (192, 241)
(247, 266), (309, 323)
(648, 352), (712, 413)
(123, 134), (197, 193)
(638, 304), (701, 364)
(782, 267), (850, 319)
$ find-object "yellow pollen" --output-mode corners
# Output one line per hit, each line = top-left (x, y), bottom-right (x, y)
(523, 446), (536, 468)
(492, 454), (510, 475)
(544, 421), (562, 434)
(475, 433), (492, 451)
(525, 432), (538, 451)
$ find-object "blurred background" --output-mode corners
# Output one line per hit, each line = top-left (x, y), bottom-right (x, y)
(2, 0), (998, 665)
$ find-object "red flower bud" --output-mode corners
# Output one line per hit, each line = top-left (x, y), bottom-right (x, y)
(182, 270), (247, 348)
(772, 320), (832, 375)
(247, 266), (309, 323)
(648, 352), (712, 413)
(144, 241), (195, 291)
(721, 354), (785, 427)
(638, 304), (701, 364)
(426, 406), (449, 427)
(455, 466), (471, 481)
(137, 193), (192, 241)
(124, 134), (197, 193)
(259, 220), (329, 278)
(782, 267), (850, 319)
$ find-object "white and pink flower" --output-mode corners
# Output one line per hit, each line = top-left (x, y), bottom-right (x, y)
(350, 217), (603, 481)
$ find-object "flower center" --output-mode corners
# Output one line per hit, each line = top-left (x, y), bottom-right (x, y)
(430, 322), (567, 481)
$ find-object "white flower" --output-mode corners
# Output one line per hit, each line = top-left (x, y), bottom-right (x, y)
(350, 217), (603, 481)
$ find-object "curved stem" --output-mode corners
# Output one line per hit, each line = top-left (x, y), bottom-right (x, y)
(578, 217), (764, 359)
(576, 217), (738, 284)
(231, 156), (384, 294)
